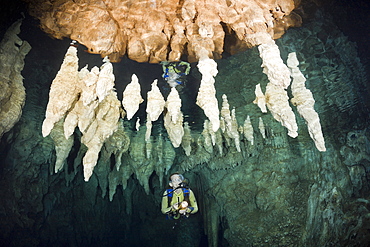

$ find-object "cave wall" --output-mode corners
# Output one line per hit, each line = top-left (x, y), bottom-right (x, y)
(1, 2), (370, 247)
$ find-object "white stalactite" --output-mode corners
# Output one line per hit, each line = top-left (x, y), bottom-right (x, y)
(50, 118), (74, 173)
(243, 115), (254, 145)
(221, 94), (240, 152)
(80, 66), (99, 106)
(146, 79), (165, 122)
(164, 88), (184, 147)
(258, 40), (291, 89)
(182, 122), (192, 156)
(96, 57), (115, 102)
(287, 52), (326, 152)
(145, 116), (152, 142)
(253, 83), (267, 113)
(202, 120), (213, 154)
(231, 108), (241, 152)
(196, 48), (220, 132)
(166, 87), (182, 124)
(42, 46), (79, 137)
(259, 117), (266, 139)
(122, 74), (144, 120)
(43, 46), (122, 181)
(221, 94), (232, 134)
(258, 38), (298, 138)
(82, 92), (121, 181)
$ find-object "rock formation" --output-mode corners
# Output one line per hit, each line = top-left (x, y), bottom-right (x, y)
(288, 52), (326, 151)
(0, 19), (31, 139)
(25, 0), (302, 63)
(2, 1), (370, 246)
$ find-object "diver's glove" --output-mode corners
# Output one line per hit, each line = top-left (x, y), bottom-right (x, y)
(171, 202), (180, 211)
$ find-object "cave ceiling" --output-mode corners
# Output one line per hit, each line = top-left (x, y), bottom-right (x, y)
(24, 0), (303, 63)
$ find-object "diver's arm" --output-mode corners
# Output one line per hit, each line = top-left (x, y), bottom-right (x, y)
(187, 190), (198, 214)
(184, 62), (191, 75)
(161, 191), (172, 214)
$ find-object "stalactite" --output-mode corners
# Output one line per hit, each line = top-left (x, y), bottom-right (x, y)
(104, 119), (130, 171)
(196, 48), (220, 132)
(287, 52), (326, 152)
(50, 118), (74, 173)
(81, 91), (121, 181)
(164, 88), (184, 147)
(206, 118), (217, 146)
(163, 138), (176, 173)
(182, 122), (192, 156)
(146, 79), (165, 122)
(80, 66), (99, 105)
(215, 127), (224, 156)
(243, 115), (254, 145)
(145, 136), (153, 159)
(166, 87), (182, 124)
(42, 46), (80, 137)
(259, 117), (266, 139)
(96, 57), (115, 102)
(121, 74), (144, 120)
(220, 94), (232, 135)
(258, 38), (298, 138)
(253, 83), (267, 113)
(0, 19), (31, 139)
(220, 94), (240, 152)
(231, 108), (241, 152)
(202, 120), (214, 154)
(145, 117), (152, 142)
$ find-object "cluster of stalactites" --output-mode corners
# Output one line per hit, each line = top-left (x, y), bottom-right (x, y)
(0, 19), (31, 139)
(26, 0), (301, 63)
(139, 92), (256, 158)
(41, 44), (225, 184)
(42, 46), (123, 181)
(253, 38), (326, 152)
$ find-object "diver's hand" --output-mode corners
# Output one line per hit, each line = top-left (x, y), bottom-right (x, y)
(179, 208), (187, 215)
(179, 201), (189, 215)
(172, 203), (180, 211)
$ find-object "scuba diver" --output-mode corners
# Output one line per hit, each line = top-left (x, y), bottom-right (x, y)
(161, 173), (198, 220)
(161, 61), (191, 88)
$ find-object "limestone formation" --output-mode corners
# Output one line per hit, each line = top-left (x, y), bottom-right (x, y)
(26, 0), (301, 63)
(104, 119), (130, 171)
(0, 19), (31, 139)
(96, 57), (115, 102)
(50, 118), (74, 173)
(231, 109), (241, 152)
(82, 91), (121, 181)
(259, 117), (266, 138)
(166, 87), (182, 124)
(258, 38), (298, 138)
(42, 46), (80, 137)
(181, 122), (192, 156)
(196, 52), (220, 132)
(287, 52), (326, 151)
(145, 116), (153, 142)
(253, 83), (267, 113)
(122, 74), (144, 120)
(146, 79), (165, 122)
(41, 46), (122, 181)
(3, 2), (370, 246)
(164, 88), (184, 148)
(220, 94), (241, 152)
(258, 39), (291, 89)
(243, 115), (254, 145)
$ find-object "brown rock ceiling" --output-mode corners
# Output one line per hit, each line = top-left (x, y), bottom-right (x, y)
(24, 0), (303, 62)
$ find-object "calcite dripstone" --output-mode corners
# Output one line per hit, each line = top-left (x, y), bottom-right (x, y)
(0, 19), (31, 139)
(25, 0), (301, 63)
